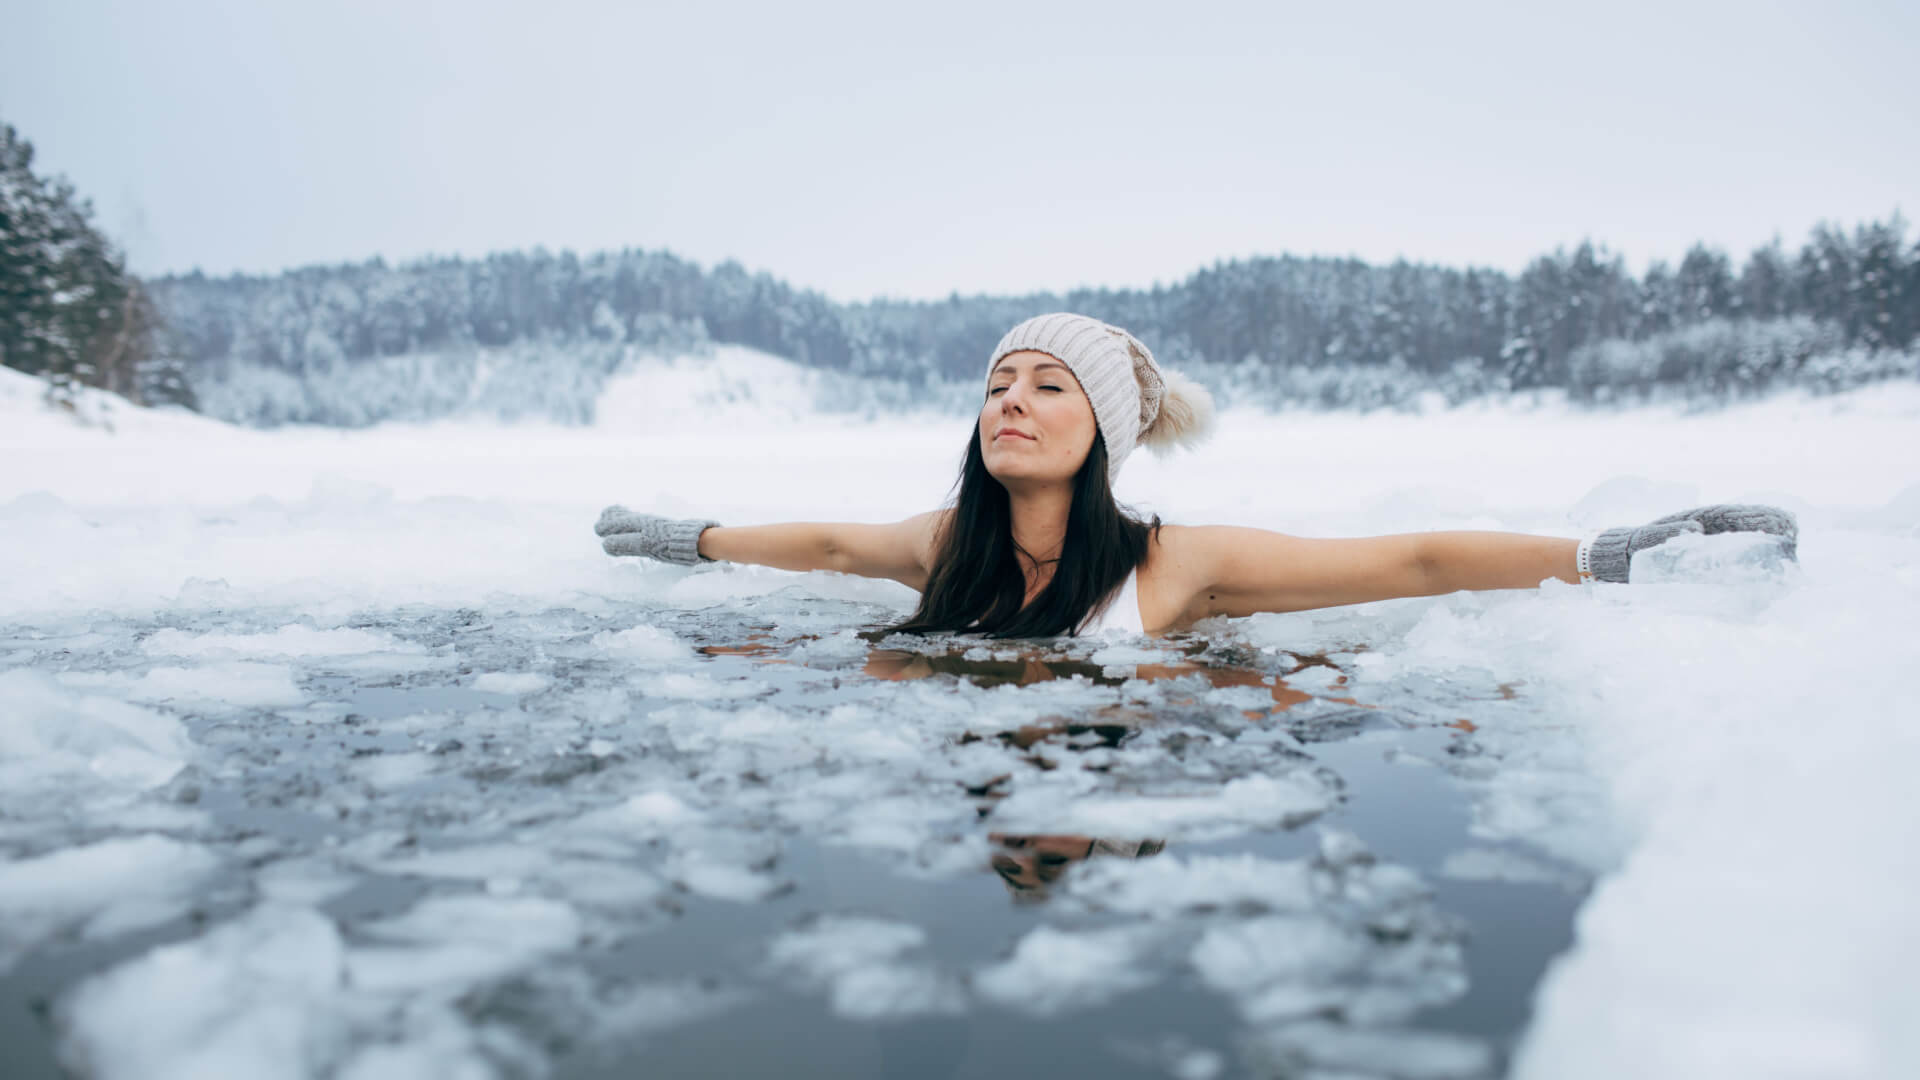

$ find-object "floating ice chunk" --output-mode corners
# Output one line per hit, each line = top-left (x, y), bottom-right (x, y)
(1066, 854), (1318, 917)
(1317, 826), (1373, 869)
(1191, 916), (1371, 999)
(368, 843), (664, 910)
(1170, 1047), (1226, 1080)
(1182, 833), (1467, 1027)
(1089, 642), (1165, 666)
(57, 905), (347, 1080)
(348, 895), (585, 993)
(0, 835), (220, 968)
(359, 894), (583, 955)
(470, 671), (549, 695)
(1439, 847), (1575, 888)
(90, 801), (212, 833)
(785, 629), (871, 666)
(633, 671), (770, 700)
(1629, 529), (1794, 584)
(542, 859), (667, 910)
(767, 915), (925, 978)
(766, 916), (963, 1018)
(1248, 1020), (1493, 1079)
(590, 624), (689, 662)
(1281, 664), (1346, 693)
(1201, 684), (1276, 709)
(129, 662), (305, 708)
(255, 857), (359, 907)
(0, 670), (191, 802)
(352, 752), (436, 789)
(570, 790), (704, 839)
(995, 773), (1335, 840)
(973, 924), (1163, 1015)
(828, 964), (966, 1021)
(324, 651), (447, 675)
(568, 977), (751, 1041)
(665, 854), (784, 902)
(344, 944), (531, 995)
(140, 625), (411, 659)
(372, 843), (556, 883)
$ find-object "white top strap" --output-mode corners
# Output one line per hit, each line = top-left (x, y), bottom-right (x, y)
(1076, 568), (1145, 636)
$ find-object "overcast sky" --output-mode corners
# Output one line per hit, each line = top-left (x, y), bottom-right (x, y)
(6, 0), (1916, 302)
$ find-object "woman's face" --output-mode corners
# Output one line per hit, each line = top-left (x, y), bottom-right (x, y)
(979, 350), (1098, 487)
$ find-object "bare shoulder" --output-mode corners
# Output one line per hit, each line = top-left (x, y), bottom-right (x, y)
(1138, 524), (1231, 630)
(1142, 523), (1253, 576)
(1139, 524), (1335, 626)
(906, 507), (956, 572)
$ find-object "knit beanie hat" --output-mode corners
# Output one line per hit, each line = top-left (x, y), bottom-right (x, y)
(986, 312), (1217, 482)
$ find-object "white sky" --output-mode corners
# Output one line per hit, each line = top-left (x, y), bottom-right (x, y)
(6, 0), (1916, 302)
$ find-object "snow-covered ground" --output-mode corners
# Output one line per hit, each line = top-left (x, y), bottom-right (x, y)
(3, 355), (1918, 1079)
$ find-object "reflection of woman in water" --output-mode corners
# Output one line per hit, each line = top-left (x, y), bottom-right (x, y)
(990, 833), (1166, 900)
(597, 313), (1796, 637)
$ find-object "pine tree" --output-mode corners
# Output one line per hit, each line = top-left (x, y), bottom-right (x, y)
(1850, 215), (1909, 348)
(1738, 240), (1793, 320)
(0, 120), (184, 407)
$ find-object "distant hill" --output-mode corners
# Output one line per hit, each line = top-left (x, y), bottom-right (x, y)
(144, 218), (1919, 426)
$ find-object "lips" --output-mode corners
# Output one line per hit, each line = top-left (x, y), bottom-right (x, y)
(994, 429), (1035, 441)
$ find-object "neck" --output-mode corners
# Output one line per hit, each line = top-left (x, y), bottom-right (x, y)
(1006, 484), (1073, 594)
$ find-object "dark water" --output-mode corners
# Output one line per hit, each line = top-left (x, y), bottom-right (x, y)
(0, 599), (1589, 1079)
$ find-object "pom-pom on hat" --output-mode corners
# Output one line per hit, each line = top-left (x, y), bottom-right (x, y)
(985, 313), (1217, 482)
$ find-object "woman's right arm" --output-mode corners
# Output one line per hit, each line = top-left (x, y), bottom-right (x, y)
(698, 510), (948, 591)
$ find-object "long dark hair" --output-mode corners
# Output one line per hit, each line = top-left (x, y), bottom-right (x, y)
(887, 425), (1162, 639)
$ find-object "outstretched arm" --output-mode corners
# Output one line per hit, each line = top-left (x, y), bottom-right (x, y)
(598, 507), (948, 591)
(1168, 504), (1798, 620)
(1173, 525), (1578, 618)
(699, 512), (947, 589)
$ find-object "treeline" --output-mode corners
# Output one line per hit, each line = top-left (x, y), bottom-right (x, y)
(150, 216), (1919, 425)
(5, 115), (1916, 426)
(0, 122), (193, 410)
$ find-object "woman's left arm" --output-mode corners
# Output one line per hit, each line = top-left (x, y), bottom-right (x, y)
(1170, 525), (1578, 618)
(1160, 504), (1796, 621)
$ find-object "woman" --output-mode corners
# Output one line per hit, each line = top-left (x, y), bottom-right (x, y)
(595, 313), (1796, 637)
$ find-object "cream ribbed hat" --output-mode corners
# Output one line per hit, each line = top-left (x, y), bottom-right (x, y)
(985, 313), (1217, 482)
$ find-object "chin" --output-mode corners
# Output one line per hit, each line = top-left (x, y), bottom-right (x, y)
(986, 461), (1065, 486)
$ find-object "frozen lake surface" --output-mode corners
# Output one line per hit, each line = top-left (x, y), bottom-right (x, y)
(3, 361), (1919, 1078)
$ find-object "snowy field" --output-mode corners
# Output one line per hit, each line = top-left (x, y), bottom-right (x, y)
(3, 354), (1919, 1080)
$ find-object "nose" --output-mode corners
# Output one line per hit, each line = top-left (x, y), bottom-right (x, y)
(997, 377), (1030, 414)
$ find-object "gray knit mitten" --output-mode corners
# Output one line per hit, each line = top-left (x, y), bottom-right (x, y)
(594, 506), (719, 565)
(1589, 504), (1798, 583)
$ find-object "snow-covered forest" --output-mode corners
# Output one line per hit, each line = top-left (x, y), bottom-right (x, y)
(148, 219), (1920, 426)
(4, 119), (1917, 427)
